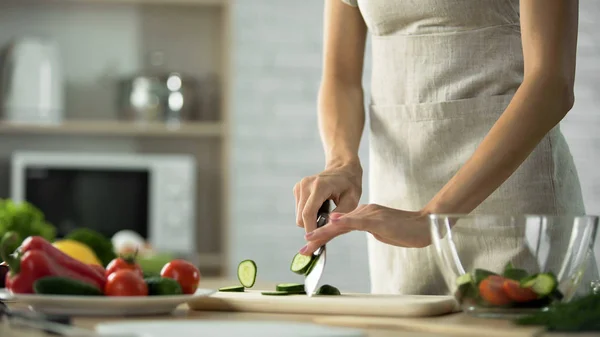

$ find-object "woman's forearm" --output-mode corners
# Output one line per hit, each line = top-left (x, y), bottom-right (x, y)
(318, 80), (366, 169)
(424, 73), (574, 215)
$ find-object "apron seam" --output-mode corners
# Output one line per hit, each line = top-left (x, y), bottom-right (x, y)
(370, 23), (520, 39)
(546, 135), (560, 215)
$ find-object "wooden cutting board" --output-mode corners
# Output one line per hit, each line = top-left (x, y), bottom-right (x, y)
(312, 315), (545, 337)
(187, 290), (459, 318)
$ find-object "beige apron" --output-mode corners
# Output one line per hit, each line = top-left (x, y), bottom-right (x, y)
(341, 0), (599, 296)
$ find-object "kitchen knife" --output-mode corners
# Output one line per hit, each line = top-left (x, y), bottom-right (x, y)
(304, 200), (332, 297)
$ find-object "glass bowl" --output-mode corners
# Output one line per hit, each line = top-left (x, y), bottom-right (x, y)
(429, 214), (599, 318)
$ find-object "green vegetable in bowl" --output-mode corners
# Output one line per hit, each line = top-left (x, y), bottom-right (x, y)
(455, 261), (563, 309)
(0, 199), (56, 262)
(66, 228), (117, 267)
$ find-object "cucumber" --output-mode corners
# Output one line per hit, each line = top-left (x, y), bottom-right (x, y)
(33, 276), (103, 296)
(316, 284), (341, 295)
(276, 283), (305, 293)
(261, 291), (297, 296)
(521, 273), (561, 298)
(290, 253), (314, 275)
(456, 273), (473, 286)
(219, 285), (245, 292)
(237, 259), (257, 288)
(144, 277), (183, 296)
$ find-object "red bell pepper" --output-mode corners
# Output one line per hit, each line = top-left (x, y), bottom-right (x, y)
(1, 232), (107, 294)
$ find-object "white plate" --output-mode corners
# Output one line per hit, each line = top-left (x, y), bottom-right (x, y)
(0, 288), (215, 316)
(96, 320), (366, 337)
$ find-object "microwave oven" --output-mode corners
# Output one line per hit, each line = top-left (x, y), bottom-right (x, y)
(10, 151), (197, 255)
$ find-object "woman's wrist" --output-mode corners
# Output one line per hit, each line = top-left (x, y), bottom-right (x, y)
(325, 155), (362, 172)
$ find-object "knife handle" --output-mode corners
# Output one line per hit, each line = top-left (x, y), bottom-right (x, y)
(316, 200), (332, 229)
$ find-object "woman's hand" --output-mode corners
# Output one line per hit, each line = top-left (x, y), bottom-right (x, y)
(299, 204), (431, 255)
(293, 160), (363, 234)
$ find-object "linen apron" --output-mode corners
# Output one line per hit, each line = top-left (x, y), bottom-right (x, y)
(341, 0), (599, 296)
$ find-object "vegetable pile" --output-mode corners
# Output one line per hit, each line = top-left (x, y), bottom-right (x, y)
(218, 253), (340, 296)
(0, 199), (56, 261)
(1, 231), (201, 297)
(455, 262), (563, 309)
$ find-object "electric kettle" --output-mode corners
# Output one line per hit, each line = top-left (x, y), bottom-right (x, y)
(0, 37), (64, 124)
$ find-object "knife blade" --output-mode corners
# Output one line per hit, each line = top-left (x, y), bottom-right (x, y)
(304, 200), (332, 297)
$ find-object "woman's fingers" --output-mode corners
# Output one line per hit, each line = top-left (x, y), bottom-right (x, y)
(299, 210), (369, 255)
(302, 182), (332, 233)
(295, 177), (314, 228)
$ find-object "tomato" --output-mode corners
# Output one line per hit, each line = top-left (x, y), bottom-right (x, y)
(105, 269), (148, 296)
(502, 279), (538, 302)
(105, 256), (143, 278)
(478, 275), (512, 306)
(160, 259), (201, 295)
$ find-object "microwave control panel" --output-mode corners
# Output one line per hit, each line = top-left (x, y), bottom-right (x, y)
(150, 160), (197, 255)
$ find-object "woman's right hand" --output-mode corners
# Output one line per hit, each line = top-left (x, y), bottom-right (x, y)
(293, 160), (363, 234)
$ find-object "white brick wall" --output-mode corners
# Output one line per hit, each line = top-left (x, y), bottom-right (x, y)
(229, 0), (600, 292)
(562, 0), (600, 267)
(229, 0), (372, 292)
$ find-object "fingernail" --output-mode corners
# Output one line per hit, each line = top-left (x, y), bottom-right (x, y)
(299, 245), (308, 253)
(330, 212), (342, 221)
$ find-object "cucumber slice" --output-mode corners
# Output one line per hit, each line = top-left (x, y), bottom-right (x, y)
(276, 283), (305, 293)
(290, 253), (314, 274)
(237, 259), (257, 288)
(303, 254), (321, 276)
(522, 273), (558, 297)
(261, 291), (296, 296)
(219, 285), (245, 292)
(456, 273), (473, 286)
(316, 284), (341, 295)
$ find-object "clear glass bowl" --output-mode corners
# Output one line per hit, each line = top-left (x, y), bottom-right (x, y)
(429, 214), (599, 318)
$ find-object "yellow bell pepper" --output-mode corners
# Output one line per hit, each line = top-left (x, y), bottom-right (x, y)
(52, 240), (102, 266)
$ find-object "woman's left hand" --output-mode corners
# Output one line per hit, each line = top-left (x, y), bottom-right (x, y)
(299, 204), (432, 255)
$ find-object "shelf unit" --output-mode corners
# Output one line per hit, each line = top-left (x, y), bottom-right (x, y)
(0, 121), (224, 138)
(0, 0), (233, 277)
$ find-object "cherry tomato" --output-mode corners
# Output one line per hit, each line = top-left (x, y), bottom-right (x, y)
(160, 259), (201, 295)
(478, 275), (512, 306)
(502, 279), (538, 302)
(105, 256), (143, 278)
(105, 269), (148, 296)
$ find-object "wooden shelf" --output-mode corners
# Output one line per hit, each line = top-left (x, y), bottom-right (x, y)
(43, 0), (229, 6)
(0, 120), (224, 138)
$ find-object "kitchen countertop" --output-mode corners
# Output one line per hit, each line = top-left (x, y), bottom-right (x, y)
(1, 278), (597, 337)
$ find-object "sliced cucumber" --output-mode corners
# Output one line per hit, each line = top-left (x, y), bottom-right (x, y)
(261, 291), (296, 296)
(456, 273), (473, 286)
(276, 283), (305, 293)
(237, 259), (257, 288)
(316, 284), (341, 295)
(219, 285), (245, 292)
(303, 254), (322, 276)
(521, 273), (559, 297)
(290, 253), (314, 275)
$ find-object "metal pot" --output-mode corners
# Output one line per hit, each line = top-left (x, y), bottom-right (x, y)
(116, 71), (201, 124)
